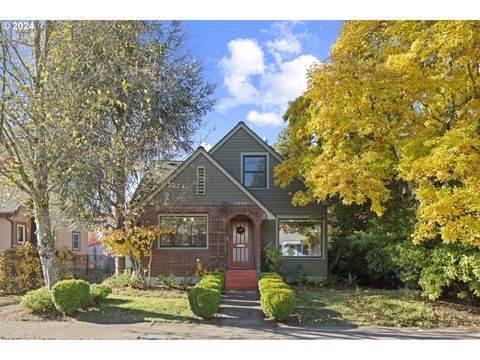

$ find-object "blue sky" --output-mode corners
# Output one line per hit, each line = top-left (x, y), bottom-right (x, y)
(183, 20), (343, 150)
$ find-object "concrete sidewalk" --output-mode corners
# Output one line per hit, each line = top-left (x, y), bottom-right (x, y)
(0, 319), (479, 339)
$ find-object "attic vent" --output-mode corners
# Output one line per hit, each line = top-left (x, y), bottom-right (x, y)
(197, 166), (205, 195)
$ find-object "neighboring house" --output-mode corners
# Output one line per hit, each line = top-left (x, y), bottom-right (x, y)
(88, 233), (114, 273)
(0, 185), (89, 273)
(139, 122), (327, 288)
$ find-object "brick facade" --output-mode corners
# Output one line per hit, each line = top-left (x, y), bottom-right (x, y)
(139, 204), (267, 277)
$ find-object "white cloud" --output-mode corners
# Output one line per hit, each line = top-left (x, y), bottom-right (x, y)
(218, 39), (265, 110)
(200, 141), (212, 151)
(218, 24), (319, 127)
(265, 21), (304, 64)
(261, 55), (318, 106)
(246, 111), (283, 127)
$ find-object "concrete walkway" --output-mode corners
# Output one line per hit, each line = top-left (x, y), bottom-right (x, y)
(1, 291), (479, 339)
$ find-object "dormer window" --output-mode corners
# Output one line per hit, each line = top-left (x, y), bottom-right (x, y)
(242, 153), (268, 189)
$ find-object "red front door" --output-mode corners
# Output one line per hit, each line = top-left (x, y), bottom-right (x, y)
(229, 217), (253, 268)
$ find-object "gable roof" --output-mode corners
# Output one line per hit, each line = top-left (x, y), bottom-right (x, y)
(209, 122), (284, 162)
(145, 147), (276, 220)
(0, 184), (28, 215)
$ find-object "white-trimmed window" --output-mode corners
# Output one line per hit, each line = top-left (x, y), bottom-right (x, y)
(72, 231), (81, 251)
(16, 223), (26, 244)
(242, 153), (268, 188)
(159, 215), (208, 248)
(197, 166), (205, 195)
(278, 219), (322, 257)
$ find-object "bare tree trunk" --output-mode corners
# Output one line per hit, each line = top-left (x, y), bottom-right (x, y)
(113, 183), (126, 275)
(35, 204), (61, 289)
(146, 241), (154, 286)
(32, 21), (60, 289)
(115, 256), (126, 275)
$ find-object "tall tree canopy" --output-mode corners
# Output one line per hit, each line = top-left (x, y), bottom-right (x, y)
(0, 21), (95, 288)
(275, 21), (480, 246)
(52, 21), (215, 273)
(0, 21), (214, 286)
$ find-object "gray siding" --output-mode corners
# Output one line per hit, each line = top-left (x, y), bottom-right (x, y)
(154, 153), (255, 206)
(211, 127), (325, 216)
(260, 220), (276, 272)
(285, 258), (328, 279)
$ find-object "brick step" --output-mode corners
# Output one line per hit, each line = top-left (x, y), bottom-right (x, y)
(225, 269), (258, 291)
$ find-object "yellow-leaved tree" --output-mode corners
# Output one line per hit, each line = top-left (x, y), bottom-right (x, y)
(275, 21), (480, 246)
(100, 223), (175, 286)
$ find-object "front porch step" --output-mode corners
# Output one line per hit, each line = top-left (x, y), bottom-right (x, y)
(225, 269), (258, 291)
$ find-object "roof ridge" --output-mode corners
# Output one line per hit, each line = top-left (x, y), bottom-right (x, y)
(209, 122), (284, 162)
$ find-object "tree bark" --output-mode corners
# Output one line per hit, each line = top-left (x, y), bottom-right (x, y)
(114, 174), (127, 275)
(35, 204), (61, 289)
(115, 256), (126, 274)
(32, 21), (60, 289)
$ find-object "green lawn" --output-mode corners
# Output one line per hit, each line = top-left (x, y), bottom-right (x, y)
(292, 286), (480, 328)
(76, 287), (195, 324)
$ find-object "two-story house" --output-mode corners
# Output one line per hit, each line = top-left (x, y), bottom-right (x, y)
(0, 185), (89, 273)
(139, 122), (327, 289)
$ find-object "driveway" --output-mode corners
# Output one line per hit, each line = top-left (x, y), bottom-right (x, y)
(0, 292), (479, 339)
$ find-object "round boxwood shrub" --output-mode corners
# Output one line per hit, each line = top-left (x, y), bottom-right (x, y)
(258, 278), (288, 294)
(90, 283), (112, 303)
(260, 288), (296, 321)
(259, 272), (283, 281)
(200, 277), (222, 292)
(188, 286), (221, 318)
(51, 279), (91, 315)
(20, 287), (55, 313)
(209, 271), (225, 290)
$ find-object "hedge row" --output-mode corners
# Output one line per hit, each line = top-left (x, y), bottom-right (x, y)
(258, 272), (295, 321)
(188, 272), (225, 319)
(20, 280), (112, 315)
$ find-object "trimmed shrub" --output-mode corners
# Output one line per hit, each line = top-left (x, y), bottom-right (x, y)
(258, 273), (295, 321)
(90, 284), (112, 303)
(258, 278), (288, 294)
(202, 275), (223, 291)
(20, 287), (55, 313)
(209, 271), (225, 290)
(51, 279), (91, 315)
(188, 275), (222, 318)
(260, 288), (296, 321)
(259, 272), (283, 281)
